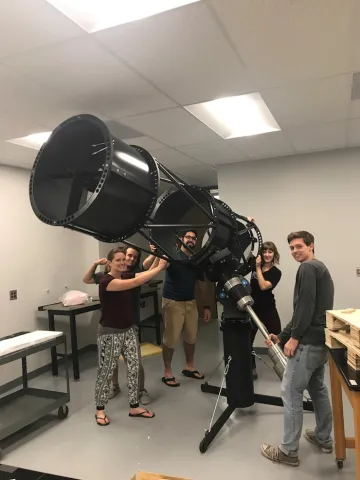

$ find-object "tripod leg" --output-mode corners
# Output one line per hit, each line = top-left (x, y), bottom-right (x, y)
(199, 405), (235, 453)
(254, 393), (314, 412)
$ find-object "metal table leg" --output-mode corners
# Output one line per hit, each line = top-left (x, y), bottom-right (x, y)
(21, 357), (28, 391)
(70, 312), (80, 380)
(48, 312), (58, 376)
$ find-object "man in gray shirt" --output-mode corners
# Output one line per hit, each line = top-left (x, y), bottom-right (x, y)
(261, 231), (334, 467)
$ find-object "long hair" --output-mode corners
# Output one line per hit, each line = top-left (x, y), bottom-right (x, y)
(260, 241), (280, 265)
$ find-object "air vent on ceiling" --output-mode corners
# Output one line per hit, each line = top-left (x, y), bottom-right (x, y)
(351, 72), (360, 100)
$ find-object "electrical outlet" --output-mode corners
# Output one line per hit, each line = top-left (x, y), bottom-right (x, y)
(357, 267), (360, 277)
(9, 290), (17, 300)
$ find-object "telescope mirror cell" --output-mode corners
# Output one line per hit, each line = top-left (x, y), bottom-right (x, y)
(29, 114), (159, 243)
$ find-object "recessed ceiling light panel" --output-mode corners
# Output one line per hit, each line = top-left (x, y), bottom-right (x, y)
(184, 93), (281, 139)
(7, 132), (52, 150)
(46, 0), (200, 33)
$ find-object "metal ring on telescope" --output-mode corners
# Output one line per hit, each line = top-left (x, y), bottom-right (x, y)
(29, 114), (159, 243)
(149, 185), (237, 265)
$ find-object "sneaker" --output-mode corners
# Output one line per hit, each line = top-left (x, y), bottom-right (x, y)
(304, 429), (333, 454)
(109, 385), (121, 400)
(261, 444), (299, 467)
(139, 389), (151, 405)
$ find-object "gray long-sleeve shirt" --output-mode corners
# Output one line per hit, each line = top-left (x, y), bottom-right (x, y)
(279, 258), (334, 346)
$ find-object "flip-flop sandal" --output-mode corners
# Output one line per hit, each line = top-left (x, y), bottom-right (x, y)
(95, 414), (110, 426)
(182, 369), (205, 380)
(129, 409), (155, 419)
(161, 376), (180, 387)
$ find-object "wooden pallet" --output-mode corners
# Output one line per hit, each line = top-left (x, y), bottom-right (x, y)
(131, 473), (191, 480)
(326, 309), (360, 348)
(325, 329), (360, 370)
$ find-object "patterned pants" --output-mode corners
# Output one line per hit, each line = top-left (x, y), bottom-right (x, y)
(95, 326), (140, 408)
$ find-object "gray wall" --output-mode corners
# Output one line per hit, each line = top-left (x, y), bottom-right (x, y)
(217, 147), (360, 346)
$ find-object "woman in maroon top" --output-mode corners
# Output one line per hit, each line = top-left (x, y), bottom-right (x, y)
(95, 247), (167, 426)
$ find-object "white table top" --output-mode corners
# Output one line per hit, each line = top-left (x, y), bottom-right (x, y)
(0, 331), (63, 357)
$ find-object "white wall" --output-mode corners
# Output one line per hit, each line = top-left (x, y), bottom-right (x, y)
(218, 147), (360, 347)
(0, 165), (100, 384)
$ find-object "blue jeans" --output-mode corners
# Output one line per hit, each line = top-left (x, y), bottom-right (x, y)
(280, 344), (333, 457)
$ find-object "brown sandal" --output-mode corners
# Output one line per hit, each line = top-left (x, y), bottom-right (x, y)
(95, 413), (110, 426)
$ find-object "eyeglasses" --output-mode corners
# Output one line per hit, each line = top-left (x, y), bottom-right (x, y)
(184, 235), (197, 241)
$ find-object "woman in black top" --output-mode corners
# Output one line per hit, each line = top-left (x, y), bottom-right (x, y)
(250, 241), (282, 379)
(95, 247), (167, 426)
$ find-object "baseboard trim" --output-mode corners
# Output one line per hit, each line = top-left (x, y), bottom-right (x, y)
(0, 344), (97, 395)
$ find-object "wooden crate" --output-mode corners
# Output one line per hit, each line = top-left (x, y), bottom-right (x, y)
(131, 472), (192, 480)
(326, 309), (360, 348)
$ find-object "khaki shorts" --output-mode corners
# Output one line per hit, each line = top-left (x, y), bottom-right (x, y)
(162, 298), (199, 349)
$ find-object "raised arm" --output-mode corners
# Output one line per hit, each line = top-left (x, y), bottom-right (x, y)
(106, 259), (168, 291)
(142, 244), (157, 270)
(83, 258), (107, 284)
(255, 256), (272, 290)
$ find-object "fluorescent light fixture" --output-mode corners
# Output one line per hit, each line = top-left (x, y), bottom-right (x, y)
(184, 93), (280, 139)
(46, 0), (199, 33)
(7, 131), (52, 150)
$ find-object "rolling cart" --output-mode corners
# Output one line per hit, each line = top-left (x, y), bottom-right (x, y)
(0, 331), (70, 460)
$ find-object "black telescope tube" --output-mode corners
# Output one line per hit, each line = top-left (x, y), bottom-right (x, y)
(29, 114), (159, 243)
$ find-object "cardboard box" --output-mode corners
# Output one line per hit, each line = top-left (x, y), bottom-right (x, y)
(131, 472), (191, 480)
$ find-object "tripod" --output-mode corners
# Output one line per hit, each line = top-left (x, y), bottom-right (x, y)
(199, 309), (314, 453)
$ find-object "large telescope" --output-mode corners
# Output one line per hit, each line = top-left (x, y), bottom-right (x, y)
(29, 113), (311, 452)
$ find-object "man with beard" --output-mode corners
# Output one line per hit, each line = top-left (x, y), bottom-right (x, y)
(159, 230), (211, 387)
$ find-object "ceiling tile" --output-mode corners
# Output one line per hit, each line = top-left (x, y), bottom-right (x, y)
(152, 148), (203, 169)
(119, 108), (220, 146)
(228, 131), (294, 159)
(212, 0), (352, 89)
(173, 164), (218, 187)
(0, 116), (47, 142)
(94, 2), (255, 105)
(124, 137), (167, 152)
(0, 0), (85, 60)
(178, 141), (247, 165)
(286, 121), (347, 152)
(261, 74), (351, 128)
(0, 64), (85, 129)
(6, 36), (175, 118)
(347, 118), (360, 145)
